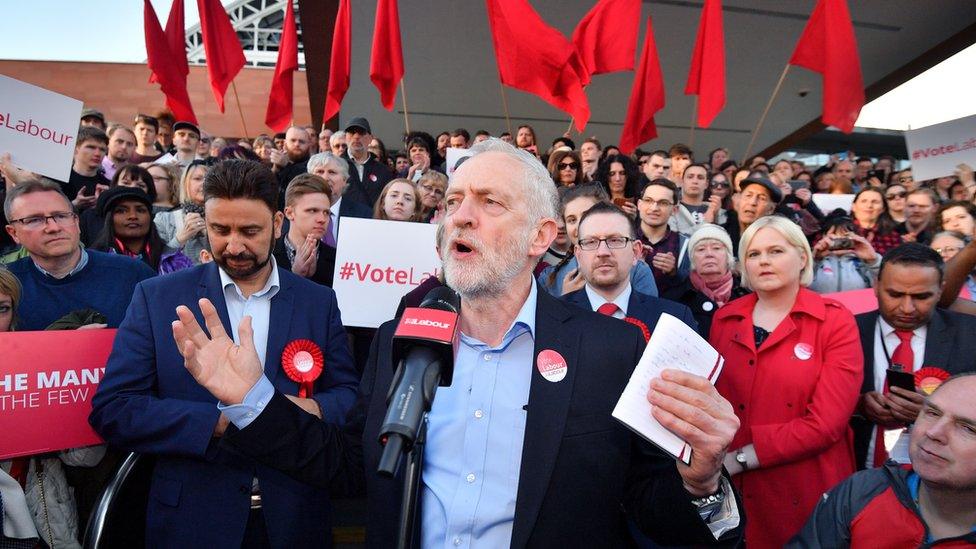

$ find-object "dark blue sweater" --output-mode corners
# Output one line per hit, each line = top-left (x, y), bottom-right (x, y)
(8, 250), (155, 331)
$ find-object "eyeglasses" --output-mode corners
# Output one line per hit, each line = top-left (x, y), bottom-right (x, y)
(578, 236), (633, 251)
(935, 246), (962, 257)
(9, 211), (77, 230)
(897, 176), (914, 183)
(559, 162), (580, 171)
(710, 181), (730, 188)
(885, 191), (907, 199)
(638, 197), (674, 209)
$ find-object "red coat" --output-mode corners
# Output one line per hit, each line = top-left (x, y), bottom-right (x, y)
(710, 288), (863, 548)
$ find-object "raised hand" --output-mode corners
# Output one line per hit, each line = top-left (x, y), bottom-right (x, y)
(647, 369), (739, 496)
(172, 298), (262, 405)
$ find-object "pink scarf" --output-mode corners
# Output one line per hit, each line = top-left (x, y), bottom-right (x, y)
(690, 271), (734, 307)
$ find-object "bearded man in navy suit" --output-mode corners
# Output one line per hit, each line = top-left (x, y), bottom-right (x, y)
(174, 140), (744, 548)
(563, 201), (697, 335)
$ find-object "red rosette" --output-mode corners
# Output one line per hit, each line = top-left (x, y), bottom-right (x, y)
(281, 339), (324, 397)
(624, 317), (651, 343)
(914, 366), (950, 395)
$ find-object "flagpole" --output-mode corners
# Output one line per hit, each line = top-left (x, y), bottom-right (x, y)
(399, 80), (411, 134)
(689, 100), (698, 148)
(567, 118), (575, 135)
(230, 81), (250, 139)
(499, 83), (512, 136)
(743, 64), (791, 161)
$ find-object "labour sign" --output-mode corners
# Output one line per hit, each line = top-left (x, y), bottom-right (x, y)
(332, 218), (441, 328)
(0, 74), (83, 182)
(0, 329), (114, 459)
(904, 114), (976, 181)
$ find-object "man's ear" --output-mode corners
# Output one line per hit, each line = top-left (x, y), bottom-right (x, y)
(273, 211), (284, 239)
(5, 224), (21, 246)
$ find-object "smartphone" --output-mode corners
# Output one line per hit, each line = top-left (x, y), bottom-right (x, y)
(613, 197), (629, 207)
(886, 368), (916, 392)
(789, 180), (808, 191)
(828, 237), (853, 250)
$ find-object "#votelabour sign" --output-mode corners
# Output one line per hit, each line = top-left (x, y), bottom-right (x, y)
(0, 74), (83, 182)
(0, 329), (115, 459)
(332, 218), (441, 328)
(904, 113), (976, 181)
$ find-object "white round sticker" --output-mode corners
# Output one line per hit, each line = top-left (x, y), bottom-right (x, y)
(536, 349), (568, 383)
(794, 343), (813, 361)
(294, 350), (315, 373)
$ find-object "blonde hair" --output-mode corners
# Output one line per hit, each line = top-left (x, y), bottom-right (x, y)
(0, 268), (22, 331)
(738, 215), (813, 288)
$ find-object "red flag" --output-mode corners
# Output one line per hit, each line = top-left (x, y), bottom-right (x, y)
(684, 0), (725, 128)
(265, 2), (299, 132)
(323, 0), (351, 123)
(571, 0), (640, 84)
(144, 0), (197, 123)
(619, 17), (665, 154)
(369, 0), (404, 111)
(165, 0), (189, 77)
(196, 0), (246, 112)
(485, 0), (590, 131)
(789, 0), (864, 133)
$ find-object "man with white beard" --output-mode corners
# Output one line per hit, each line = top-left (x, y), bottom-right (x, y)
(173, 139), (744, 547)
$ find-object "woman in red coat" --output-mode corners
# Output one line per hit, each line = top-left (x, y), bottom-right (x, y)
(710, 215), (863, 548)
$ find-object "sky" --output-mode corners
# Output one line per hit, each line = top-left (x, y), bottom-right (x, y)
(1, 1), (974, 133)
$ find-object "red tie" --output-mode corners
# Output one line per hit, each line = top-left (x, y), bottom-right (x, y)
(872, 329), (914, 467)
(597, 302), (620, 316)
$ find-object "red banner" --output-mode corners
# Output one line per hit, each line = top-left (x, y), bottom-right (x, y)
(0, 330), (115, 459)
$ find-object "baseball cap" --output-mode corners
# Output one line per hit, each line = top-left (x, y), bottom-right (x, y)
(344, 117), (371, 134)
(173, 121), (200, 137)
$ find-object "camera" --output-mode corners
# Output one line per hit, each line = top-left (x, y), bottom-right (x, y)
(828, 237), (853, 250)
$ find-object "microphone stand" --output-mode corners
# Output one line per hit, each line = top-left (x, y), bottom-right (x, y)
(396, 417), (427, 549)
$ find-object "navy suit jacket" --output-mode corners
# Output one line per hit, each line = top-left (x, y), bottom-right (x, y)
(562, 287), (699, 335)
(223, 288), (741, 547)
(851, 309), (976, 469)
(89, 262), (359, 548)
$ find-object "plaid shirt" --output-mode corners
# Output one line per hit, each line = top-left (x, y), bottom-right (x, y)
(854, 220), (903, 256)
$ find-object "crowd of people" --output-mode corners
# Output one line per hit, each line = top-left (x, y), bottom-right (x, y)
(1, 104), (975, 548)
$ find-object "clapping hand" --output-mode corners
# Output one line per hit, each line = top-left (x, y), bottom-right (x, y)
(647, 370), (739, 496)
(291, 234), (319, 278)
(172, 298), (262, 405)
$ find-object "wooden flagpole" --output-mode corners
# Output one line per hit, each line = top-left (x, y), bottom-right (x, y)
(399, 80), (411, 134)
(689, 100), (698, 148)
(743, 64), (791, 161)
(499, 83), (513, 136)
(230, 81), (249, 139)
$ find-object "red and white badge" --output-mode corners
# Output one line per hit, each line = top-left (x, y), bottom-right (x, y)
(794, 343), (813, 360)
(536, 349), (568, 383)
(282, 339), (324, 397)
(369, 174), (378, 182)
(915, 367), (950, 395)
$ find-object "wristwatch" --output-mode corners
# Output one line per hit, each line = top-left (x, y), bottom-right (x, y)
(735, 448), (748, 470)
(690, 483), (727, 522)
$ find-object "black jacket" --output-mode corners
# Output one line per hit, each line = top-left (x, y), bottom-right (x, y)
(342, 154), (393, 210)
(224, 288), (743, 547)
(272, 236), (336, 288)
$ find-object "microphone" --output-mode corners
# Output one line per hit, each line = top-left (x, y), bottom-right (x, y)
(377, 287), (461, 476)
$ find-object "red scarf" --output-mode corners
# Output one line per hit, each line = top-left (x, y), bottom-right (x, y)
(690, 271), (734, 307)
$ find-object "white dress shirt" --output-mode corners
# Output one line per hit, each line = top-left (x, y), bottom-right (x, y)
(866, 317), (926, 468)
(584, 283), (631, 319)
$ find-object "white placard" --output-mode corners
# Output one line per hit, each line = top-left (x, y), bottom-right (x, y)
(904, 114), (976, 181)
(445, 147), (474, 177)
(0, 74), (83, 181)
(812, 193), (855, 214)
(612, 314), (724, 464)
(332, 218), (441, 328)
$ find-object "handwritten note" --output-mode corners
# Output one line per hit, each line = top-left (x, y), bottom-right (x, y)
(611, 313), (724, 464)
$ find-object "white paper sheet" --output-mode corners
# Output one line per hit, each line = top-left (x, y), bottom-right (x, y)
(611, 313), (724, 464)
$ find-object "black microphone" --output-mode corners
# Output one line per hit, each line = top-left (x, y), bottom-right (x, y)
(377, 287), (460, 476)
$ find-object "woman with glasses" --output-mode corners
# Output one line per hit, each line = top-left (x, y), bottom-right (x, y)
(416, 170), (447, 223)
(708, 172), (733, 210)
(147, 163), (180, 212)
(850, 187), (902, 255)
(711, 216), (861, 548)
(546, 150), (583, 187)
(883, 182), (908, 223)
(153, 161), (210, 266)
(930, 231), (976, 300)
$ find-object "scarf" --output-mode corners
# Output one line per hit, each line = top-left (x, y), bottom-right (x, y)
(690, 270), (734, 308)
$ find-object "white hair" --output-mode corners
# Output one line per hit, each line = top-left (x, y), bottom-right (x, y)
(329, 131), (346, 146)
(307, 152), (348, 179)
(462, 138), (559, 224)
(738, 215), (814, 288)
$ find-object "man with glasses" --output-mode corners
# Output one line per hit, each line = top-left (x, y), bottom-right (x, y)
(899, 188), (938, 246)
(893, 169), (916, 191)
(637, 178), (691, 294)
(564, 201), (696, 335)
(329, 130), (347, 157)
(3, 179), (153, 330)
